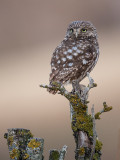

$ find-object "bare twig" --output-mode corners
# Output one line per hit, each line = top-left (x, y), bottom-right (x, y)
(87, 72), (97, 90)
(59, 145), (68, 160)
(78, 73), (97, 103)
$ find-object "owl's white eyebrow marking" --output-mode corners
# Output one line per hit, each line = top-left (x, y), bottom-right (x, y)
(83, 59), (88, 64)
(72, 46), (77, 50)
(62, 57), (66, 61)
(67, 55), (73, 59)
(57, 60), (61, 64)
(68, 49), (72, 53)
(68, 63), (73, 66)
(63, 51), (67, 55)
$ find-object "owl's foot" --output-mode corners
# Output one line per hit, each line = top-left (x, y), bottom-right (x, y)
(72, 80), (90, 102)
(72, 80), (81, 97)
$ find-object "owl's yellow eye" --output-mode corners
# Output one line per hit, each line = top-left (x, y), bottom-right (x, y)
(81, 28), (87, 32)
(70, 28), (74, 33)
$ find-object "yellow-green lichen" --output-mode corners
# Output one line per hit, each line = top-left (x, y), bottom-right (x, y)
(50, 150), (60, 160)
(78, 147), (85, 155)
(23, 153), (29, 159)
(18, 130), (33, 138)
(72, 107), (93, 137)
(95, 139), (102, 152)
(28, 139), (41, 149)
(95, 112), (101, 120)
(93, 153), (99, 160)
(95, 102), (112, 120)
(9, 148), (20, 159)
(70, 93), (94, 137)
(103, 102), (112, 112)
(8, 136), (14, 146)
(28, 131), (34, 138)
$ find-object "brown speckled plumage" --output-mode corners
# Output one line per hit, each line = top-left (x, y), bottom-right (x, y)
(49, 21), (99, 90)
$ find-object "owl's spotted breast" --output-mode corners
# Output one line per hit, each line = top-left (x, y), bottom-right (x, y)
(49, 21), (99, 89)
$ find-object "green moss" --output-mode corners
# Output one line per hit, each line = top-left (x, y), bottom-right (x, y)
(70, 92), (101, 136)
(9, 148), (20, 159)
(78, 147), (85, 155)
(52, 81), (61, 87)
(7, 136), (14, 146)
(93, 153), (99, 160)
(95, 139), (102, 152)
(103, 102), (112, 112)
(95, 102), (112, 120)
(93, 83), (97, 87)
(93, 140), (102, 160)
(95, 112), (101, 120)
(104, 106), (112, 112)
(71, 96), (93, 137)
(27, 131), (34, 138)
(18, 130), (33, 138)
(23, 153), (29, 159)
(50, 150), (60, 160)
(75, 114), (93, 137)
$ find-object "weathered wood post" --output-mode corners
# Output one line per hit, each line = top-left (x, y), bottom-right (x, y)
(4, 128), (44, 160)
(4, 128), (67, 160)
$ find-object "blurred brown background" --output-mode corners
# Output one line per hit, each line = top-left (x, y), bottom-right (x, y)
(0, 0), (120, 159)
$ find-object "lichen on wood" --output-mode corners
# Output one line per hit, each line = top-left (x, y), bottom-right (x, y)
(49, 145), (67, 160)
(4, 128), (67, 160)
(4, 74), (112, 160)
(4, 128), (44, 160)
(40, 73), (112, 160)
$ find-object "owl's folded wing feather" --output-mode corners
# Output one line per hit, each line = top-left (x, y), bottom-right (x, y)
(50, 67), (78, 84)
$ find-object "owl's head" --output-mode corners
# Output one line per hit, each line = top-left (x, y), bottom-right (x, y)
(66, 21), (97, 40)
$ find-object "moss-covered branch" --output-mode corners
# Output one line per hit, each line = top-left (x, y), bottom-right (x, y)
(95, 102), (113, 120)
(40, 73), (112, 160)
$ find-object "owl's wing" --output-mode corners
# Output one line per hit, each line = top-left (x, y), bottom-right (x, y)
(50, 66), (78, 83)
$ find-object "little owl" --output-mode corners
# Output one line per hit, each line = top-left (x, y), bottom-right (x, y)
(49, 21), (99, 94)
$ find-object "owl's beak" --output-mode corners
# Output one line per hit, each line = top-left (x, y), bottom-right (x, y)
(75, 31), (78, 38)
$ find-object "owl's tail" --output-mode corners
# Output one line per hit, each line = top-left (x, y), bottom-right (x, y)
(47, 88), (57, 94)
(47, 81), (58, 94)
